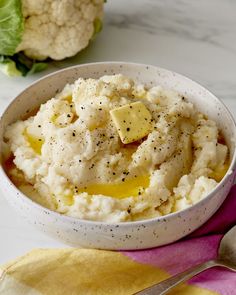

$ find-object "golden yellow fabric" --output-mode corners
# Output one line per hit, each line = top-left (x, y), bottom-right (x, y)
(0, 249), (218, 295)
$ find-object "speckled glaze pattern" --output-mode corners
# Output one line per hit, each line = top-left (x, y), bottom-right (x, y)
(0, 62), (236, 250)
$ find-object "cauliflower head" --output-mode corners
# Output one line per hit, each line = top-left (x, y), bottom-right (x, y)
(0, 0), (104, 76)
(18, 0), (104, 60)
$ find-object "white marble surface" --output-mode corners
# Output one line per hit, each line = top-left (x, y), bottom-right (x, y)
(0, 0), (236, 264)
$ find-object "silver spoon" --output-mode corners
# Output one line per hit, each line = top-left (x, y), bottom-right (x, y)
(135, 225), (236, 295)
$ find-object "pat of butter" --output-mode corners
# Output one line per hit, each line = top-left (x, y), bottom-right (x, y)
(110, 101), (153, 144)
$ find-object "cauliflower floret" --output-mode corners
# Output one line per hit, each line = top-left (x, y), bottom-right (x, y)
(16, 0), (104, 60)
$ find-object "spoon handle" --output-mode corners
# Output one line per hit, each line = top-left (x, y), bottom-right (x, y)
(134, 260), (219, 295)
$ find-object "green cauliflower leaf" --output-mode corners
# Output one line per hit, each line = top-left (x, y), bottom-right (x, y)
(0, 0), (24, 55)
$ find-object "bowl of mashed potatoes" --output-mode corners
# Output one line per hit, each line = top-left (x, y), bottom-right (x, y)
(0, 62), (235, 249)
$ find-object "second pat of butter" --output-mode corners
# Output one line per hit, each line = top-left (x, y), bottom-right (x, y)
(110, 101), (153, 144)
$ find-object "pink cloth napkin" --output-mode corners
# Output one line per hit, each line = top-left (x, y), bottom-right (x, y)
(123, 185), (236, 294)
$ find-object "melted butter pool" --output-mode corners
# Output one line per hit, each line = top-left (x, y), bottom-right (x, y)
(24, 130), (44, 155)
(209, 162), (230, 182)
(78, 175), (150, 199)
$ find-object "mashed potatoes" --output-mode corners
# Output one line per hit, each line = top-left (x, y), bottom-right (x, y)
(4, 75), (229, 222)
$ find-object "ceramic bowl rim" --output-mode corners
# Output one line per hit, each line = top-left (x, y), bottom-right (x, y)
(1, 61), (236, 227)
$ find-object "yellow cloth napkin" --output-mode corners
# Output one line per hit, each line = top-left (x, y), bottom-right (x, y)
(0, 248), (216, 295)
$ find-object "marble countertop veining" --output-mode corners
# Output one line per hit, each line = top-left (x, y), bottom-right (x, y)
(0, 0), (236, 264)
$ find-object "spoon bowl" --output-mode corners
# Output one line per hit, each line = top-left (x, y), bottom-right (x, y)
(136, 225), (236, 294)
(219, 226), (236, 267)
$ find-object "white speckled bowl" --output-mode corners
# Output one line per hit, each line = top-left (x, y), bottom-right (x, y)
(0, 62), (236, 250)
